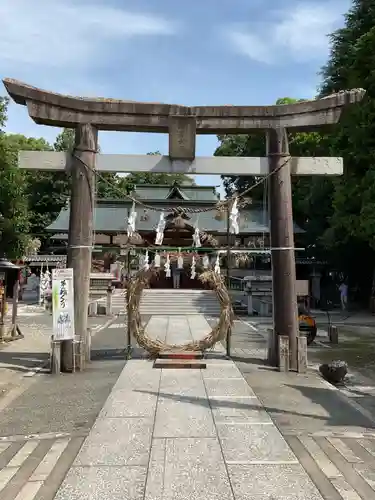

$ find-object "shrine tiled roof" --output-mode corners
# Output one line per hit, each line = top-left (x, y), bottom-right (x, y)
(133, 184), (218, 202)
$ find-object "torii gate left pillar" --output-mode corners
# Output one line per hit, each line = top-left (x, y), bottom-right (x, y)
(2, 78), (365, 371)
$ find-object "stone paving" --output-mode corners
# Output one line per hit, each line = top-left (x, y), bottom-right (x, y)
(227, 317), (375, 500)
(52, 315), (323, 500)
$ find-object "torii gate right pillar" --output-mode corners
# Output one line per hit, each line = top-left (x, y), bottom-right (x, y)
(267, 128), (298, 369)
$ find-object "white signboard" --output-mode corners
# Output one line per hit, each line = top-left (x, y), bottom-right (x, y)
(52, 268), (75, 341)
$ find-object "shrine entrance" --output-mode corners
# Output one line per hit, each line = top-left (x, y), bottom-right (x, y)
(141, 218), (216, 290)
(3, 77), (364, 371)
(147, 250), (215, 289)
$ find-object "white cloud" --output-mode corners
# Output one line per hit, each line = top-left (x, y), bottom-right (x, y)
(0, 0), (178, 71)
(225, 1), (348, 64)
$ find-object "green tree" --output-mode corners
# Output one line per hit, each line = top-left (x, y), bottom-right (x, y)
(215, 99), (336, 260)
(0, 99), (33, 258)
(319, 0), (375, 302)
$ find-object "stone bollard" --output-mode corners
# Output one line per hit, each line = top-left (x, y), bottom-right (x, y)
(328, 325), (338, 344)
(106, 287), (113, 316)
(278, 335), (290, 372)
(85, 328), (92, 363)
(88, 300), (98, 317)
(297, 336), (307, 373)
(51, 340), (61, 375)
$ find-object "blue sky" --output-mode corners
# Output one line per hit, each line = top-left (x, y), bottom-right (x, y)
(1, 0), (351, 191)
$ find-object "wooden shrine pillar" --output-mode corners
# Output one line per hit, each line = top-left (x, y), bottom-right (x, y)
(62, 124), (97, 371)
(267, 128), (299, 370)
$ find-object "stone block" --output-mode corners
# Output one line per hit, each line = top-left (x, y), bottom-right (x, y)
(154, 396), (215, 438)
(99, 389), (158, 418)
(54, 466), (147, 500)
(159, 438), (234, 500)
(202, 363), (242, 379)
(297, 336), (307, 373)
(159, 370), (206, 397)
(278, 335), (289, 372)
(144, 439), (166, 500)
(74, 418), (153, 466)
(159, 351), (204, 359)
(205, 378), (257, 398)
(168, 116), (196, 160)
(154, 359), (206, 369)
(227, 464), (323, 500)
(210, 396), (272, 424)
(217, 423), (297, 463)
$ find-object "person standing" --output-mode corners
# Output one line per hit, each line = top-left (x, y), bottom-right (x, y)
(339, 281), (348, 311)
(171, 255), (183, 289)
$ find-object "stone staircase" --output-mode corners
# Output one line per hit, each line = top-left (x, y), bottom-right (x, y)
(139, 289), (221, 316)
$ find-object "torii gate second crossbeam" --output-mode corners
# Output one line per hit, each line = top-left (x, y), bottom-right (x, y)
(2, 78), (365, 371)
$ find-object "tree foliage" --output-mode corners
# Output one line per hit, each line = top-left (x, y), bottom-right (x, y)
(122, 150), (195, 191)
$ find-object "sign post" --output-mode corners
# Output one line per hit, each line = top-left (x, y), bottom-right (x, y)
(52, 268), (75, 341)
(51, 268), (75, 373)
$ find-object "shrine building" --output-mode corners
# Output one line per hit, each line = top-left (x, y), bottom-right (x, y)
(44, 182), (305, 286)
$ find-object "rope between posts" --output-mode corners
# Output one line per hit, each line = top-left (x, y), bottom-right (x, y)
(72, 153), (291, 214)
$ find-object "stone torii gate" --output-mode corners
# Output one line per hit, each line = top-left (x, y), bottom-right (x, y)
(2, 78), (365, 371)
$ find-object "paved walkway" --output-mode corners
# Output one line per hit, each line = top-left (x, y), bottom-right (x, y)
(52, 315), (322, 500)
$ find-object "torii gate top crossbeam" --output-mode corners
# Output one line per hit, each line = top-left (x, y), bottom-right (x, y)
(2, 78), (365, 133)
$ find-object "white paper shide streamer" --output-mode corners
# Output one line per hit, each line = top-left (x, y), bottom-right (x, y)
(193, 227), (201, 248)
(155, 212), (166, 245)
(127, 203), (137, 237)
(203, 254), (210, 269)
(144, 250), (149, 271)
(190, 255), (196, 280)
(154, 253), (160, 268)
(214, 255), (221, 275)
(165, 253), (171, 278)
(230, 198), (239, 234)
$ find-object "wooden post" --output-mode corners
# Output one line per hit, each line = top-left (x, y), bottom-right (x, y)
(226, 204), (231, 358)
(63, 123), (98, 371)
(268, 128), (299, 371)
(10, 281), (21, 337)
(126, 249), (132, 353)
